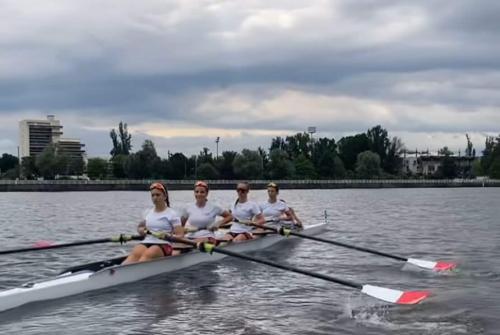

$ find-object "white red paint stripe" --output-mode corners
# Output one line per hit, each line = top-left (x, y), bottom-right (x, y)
(361, 285), (430, 305)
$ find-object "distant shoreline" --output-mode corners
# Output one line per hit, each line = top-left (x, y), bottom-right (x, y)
(0, 179), (498, 192)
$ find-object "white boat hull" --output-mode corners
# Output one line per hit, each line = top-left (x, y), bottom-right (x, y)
(0, 223), (326, 313)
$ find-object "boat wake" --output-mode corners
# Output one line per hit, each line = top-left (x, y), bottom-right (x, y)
(343, 296), (484, 334)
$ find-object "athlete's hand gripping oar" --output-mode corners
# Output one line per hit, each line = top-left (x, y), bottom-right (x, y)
(251, 221), (456, 272)
(151, 232), (430, 305)
(0, 234), (144, 256)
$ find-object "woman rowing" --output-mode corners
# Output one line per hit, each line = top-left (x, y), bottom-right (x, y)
(122, 182), (183, 264)
(260, 182), (303, 228)
(181, 181), (233, 243)
(224, 182), (265, 241)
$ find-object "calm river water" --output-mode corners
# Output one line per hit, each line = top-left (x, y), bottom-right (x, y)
(0, 188), (499, 334)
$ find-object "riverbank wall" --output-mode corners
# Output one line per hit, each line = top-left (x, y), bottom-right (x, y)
(0, 179), (498, 191)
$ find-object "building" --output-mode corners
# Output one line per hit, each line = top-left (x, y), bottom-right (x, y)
(19, 115), (86, 161)
(419, 155), (476, 177)
(19, 115), (63, 158)
(402, 152), (476, 177)
(57, 138), (87, 162)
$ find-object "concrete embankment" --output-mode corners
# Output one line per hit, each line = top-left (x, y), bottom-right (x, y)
(0, 179), (498, 191)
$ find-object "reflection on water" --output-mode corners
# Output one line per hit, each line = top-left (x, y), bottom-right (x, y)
(0, 188), (499, 334)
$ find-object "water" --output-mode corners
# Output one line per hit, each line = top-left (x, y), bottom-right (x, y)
(0, 188), (499, 334)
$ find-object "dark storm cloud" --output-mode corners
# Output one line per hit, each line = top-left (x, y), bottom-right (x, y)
(0, 0), (499, 155)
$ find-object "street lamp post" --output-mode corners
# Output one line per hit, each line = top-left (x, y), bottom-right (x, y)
(17, 145), (21, 179)
(307, 126), (316, 159)
(195, 155), (198, 179)
(215, 137), (220, 159)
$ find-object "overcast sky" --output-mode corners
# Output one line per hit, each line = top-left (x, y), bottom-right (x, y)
(1, 0), (499, 157)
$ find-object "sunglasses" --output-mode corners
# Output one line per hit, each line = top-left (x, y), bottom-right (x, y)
(236, 188), (248, 193)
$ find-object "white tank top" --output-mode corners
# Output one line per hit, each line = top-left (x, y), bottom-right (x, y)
(142, 207), (181, 244)
(183, 202), (224, 238)
(230, 200), (261, 233)
(259, 199), (289, 221)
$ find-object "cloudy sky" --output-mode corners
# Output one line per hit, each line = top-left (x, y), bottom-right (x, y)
(1, 0), (499, 157)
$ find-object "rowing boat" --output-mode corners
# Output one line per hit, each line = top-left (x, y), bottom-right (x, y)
(0, 222), (326, 313)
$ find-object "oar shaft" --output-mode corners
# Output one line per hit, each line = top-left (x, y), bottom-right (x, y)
(167, 235), (362, 290)
(214, 246), (362, 289)
(0, 239), (110, 255)
(288, 231), (407, 262)
(257, 223), (407, 262)
(0, 235), (143, 255)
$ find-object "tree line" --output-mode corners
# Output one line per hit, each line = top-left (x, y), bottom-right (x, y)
(1, 123), (499, 180)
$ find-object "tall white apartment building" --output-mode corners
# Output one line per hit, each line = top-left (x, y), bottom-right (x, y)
(19, 115), (85, 160)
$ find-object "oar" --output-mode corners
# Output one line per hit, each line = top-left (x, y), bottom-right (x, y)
(151, 232), (430, 305)
(0, 234), (144, 255)
(249, 220), (456, 272)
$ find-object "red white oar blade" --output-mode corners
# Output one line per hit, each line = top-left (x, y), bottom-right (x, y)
(434, 261), (457, 271)
(407, 258), (457, 272)
(33, 241), (53, 248)
(361, 284), (430, 305)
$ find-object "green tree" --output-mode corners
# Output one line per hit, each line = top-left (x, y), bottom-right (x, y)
(338, 133), (370, 171)
(124, 154), (144, 179)
(385, 137), (405, 175)
(472, 159), (484, 177)
(486, 136), (500, 178)
(316, 150), (336, 178)
(138, 139), (161, 178)
(21, 156), (38, 179)
(122, 139), (161, 179)
(215, 151), (237, 179)
(268, 149), (295, 179)
(312, 137), (337, 176)
(36, 144), (59, 179)
(197, 162), (219, 180)
(367, 125), (389, 158)
(333, 156), (346, 179)
(438, 146), (454, 156)
(87, 158), (109, 179)
(67, 156), (85, 176)
(465, 134), (475, 157)
(55, 153), (70, 176)
(168, 153), (188, 179)
(233, 149), (263, 179)
(1, 167), (18, 179)
(257, 147), (269, 176)
(489, 157), (500, 179)
(481, 136), (495, 173)
(436, 156), (457, 179)
(355, 151), (382, 179)
(110, 154), (127, 178)
(110, 121), (132, 157)
(270, 136), (286, 152)
(197, 147), (214, 165)
(294, 154), (317, 179)
(0, 153), (19, 173)
(286, 132), (312, 159)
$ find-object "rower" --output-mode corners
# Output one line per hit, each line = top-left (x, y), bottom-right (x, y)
(224, 182), (265, 242)
(181, 181), (232, 244)
(260, 182), (303, 229)
(122, 182), (184, 264)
